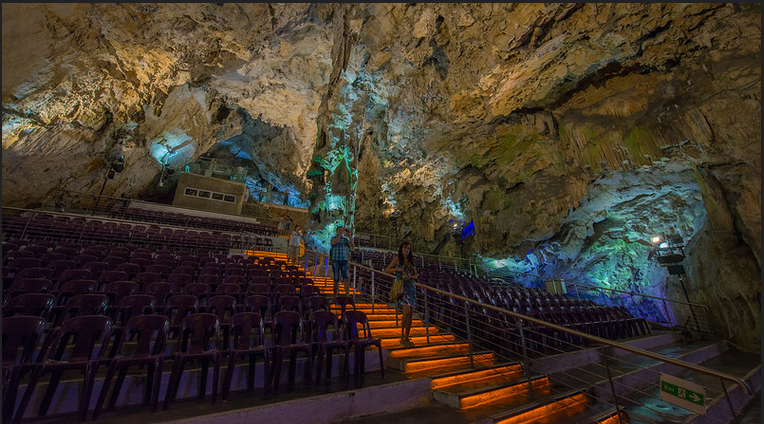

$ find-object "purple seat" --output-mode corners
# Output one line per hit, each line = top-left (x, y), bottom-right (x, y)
(39, 252), (68, 266)
(72, 254), (99, 267)
(243, 295), (272, 320)
(221, 312), (269, 401)
(2, 293), (55, 319)
(57, 269), (93, 287)
(143, 282), (177, 307)
(309, 310), (350, 383)
(93, 314), (169, 419)
(6, 278), (53, 298)
(248, 275), (271, 286)
(2, 316), (47, 421)
(163, 313), (221, 409)
(343, 310), (384, 378)
(299, 284), (321, 299)
(166, 273), (193, 287)
(13, 315), (113, 423)
(171, 265), (196, 276)
(145, 264), (171, 278)
(96, 270), (130, 290)
(206, 295), (237, 348)
(81, 261), (111, 276)
(55, 278), (97, 302)
(163, 294), (199, 337)
(13, 266), (54, 282)
(134, 272), (162, 288)
(8, 257), (42, 274)
(55, 293), (109, 327)
(270, 310), (312, 390)
(103, 281), (140, 306)
(102, 256), (127, 269)
(222, 275), (247, 287)
(112, 294), (157, 326)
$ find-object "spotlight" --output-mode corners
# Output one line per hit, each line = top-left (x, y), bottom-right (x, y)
(651, 235), (663, 244)
(111, 156), (125, 173)
(106, 169), (116, 179)
(659, 242), (669, 249)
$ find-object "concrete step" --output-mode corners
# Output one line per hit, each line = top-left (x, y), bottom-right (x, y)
(485, 388), (593, 424)
(433, 374), (550, 409)
(387, 350), (496, 374)
(380, 334), (457, 349)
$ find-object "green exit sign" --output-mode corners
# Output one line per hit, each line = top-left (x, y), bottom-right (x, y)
(660, 373), (706, 415)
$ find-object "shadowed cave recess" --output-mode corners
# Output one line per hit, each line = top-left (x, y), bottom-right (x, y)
(2, 3), (760, 352)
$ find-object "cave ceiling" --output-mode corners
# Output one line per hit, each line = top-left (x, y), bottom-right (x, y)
(2, 3), (761, 349)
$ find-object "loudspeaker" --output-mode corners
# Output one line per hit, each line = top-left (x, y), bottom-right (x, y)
(657, 253), (684, 264)
(667, 265), (686, 275)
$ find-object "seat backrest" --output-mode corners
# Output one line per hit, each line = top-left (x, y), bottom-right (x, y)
(14, 267), (54, 280)
(104, 281), (140, 303)
(274, 284), (296, 296)
(334, 296), (356, 316)
(44, 315), (113, 362)
(206, 295), (237, 323)
(3, 293), (55, 318)
(228, 312), (264, 350)
(183, 282), (211, 297)
(97, 270), (130, 285)
(116, 314), (169, 358)
(2, 316), (47, 365)
(246, 283), (271, 296)
(243, 295), (271, 318)
(58, 269), (94, 285)
(171, 265), (196, 276)
(166, 273), (193, 286)
(144, 282), (177, 305)
(306, 295), (329, 314)
(299, 284), (321, 298)
(309, 310), (341, 343)
(222, 275), (246, 286)
(177, 313), (219, 354)
(215, 283), (243, 296)
(276, 294), (302, 314)
(63, 293), (110, 317)
(273, 277), (294, 286)
(164, 294), (199, 325)
(134, 272), (162, 286)
(272, 310), (305, 346)
(57, 279), (98, 304)
(115, 294), (157, 325)
(8, 277), (53, 296)
(343, 310), (371, 341)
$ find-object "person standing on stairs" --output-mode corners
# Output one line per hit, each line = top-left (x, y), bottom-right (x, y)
(330, 225), (355, 296)
(385, 241), (419, 348)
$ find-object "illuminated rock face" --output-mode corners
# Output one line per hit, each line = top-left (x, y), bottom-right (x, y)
(2, 4), (760, 350)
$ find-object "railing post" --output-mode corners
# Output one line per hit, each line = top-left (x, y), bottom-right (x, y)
(19, 212), (33, 239)
(465, 301), (474, 368)
(600, 346), (623, 424)
(370, 271), (375, 314)
(424, 287), (430, 344)
(721, 379), (741, 424)
(517, 318), (533, 399)
(352, 265), (357, 305)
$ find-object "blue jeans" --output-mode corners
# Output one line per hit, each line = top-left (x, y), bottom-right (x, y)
(332, 260), (349, 294)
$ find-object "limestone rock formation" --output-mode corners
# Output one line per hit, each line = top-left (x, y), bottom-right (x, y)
(2, 3), (760, 351)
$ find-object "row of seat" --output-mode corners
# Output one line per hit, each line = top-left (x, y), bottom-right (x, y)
(3, 306), (382, 423)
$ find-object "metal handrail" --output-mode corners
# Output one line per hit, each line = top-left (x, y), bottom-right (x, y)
(302, 248), (752, 396)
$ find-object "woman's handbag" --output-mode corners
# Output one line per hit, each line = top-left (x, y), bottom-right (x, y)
(390, 279), (403, 301)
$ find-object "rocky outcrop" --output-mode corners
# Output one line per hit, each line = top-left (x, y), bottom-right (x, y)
(2, 3), (760, 350)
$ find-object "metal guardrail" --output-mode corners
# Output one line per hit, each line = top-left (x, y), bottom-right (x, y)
(297, 248), (753, 423)
(488, 267), (715, 338)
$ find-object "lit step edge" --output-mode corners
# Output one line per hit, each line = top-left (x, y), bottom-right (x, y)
(387, 342), (472, 359)
(432, 375), (550, 409)
(488, 389), (591, 424)
(387, 351), (495, 373)
(430, 362), (524, 390)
